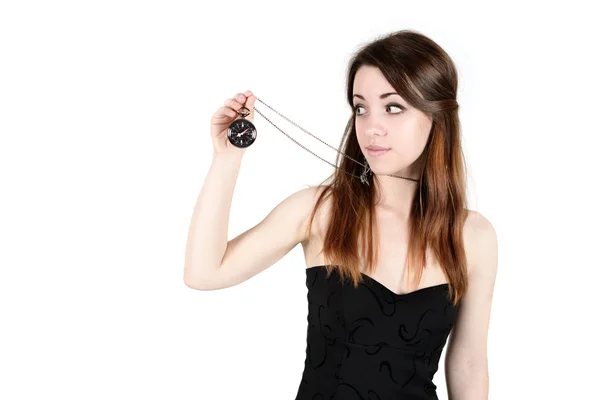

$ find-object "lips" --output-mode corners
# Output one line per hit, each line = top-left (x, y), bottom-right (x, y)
(366, 145), (390, 150)
(366, 147), (390, 157)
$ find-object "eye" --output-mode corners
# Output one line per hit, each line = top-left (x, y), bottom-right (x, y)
(387, 103), (404, 113)
(353, 105), (366, 115)
(353, 103), (404, 116)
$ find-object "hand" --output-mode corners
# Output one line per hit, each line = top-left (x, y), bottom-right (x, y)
(210, 90), (256, 157)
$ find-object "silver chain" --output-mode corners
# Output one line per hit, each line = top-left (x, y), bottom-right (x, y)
(250, 97), (419, 183)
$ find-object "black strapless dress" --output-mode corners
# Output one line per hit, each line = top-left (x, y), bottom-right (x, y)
(295, 265), (459, 400)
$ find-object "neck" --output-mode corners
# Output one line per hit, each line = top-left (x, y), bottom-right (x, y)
(373, 173), (420, 221)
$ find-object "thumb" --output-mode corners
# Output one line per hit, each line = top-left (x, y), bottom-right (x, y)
(244, 90), (256, 122)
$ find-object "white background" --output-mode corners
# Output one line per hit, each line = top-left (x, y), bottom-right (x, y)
(1, 1), (599, 399)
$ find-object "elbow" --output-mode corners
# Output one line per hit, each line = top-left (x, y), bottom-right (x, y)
(183, 263), (223, 290)
(184, 275), (201, 290)
(183, 273), (201, 290)
(183, 266), (210, 290)
(184, 275), (215, 291)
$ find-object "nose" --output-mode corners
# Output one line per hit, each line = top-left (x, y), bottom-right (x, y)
(360, 115), (388, 137)
(365, 126), (387, 137)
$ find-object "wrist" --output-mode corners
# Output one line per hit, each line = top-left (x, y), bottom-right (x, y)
(211, 151), (244, 167)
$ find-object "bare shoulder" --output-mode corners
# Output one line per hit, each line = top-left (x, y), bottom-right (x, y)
(279, 185), (328, 243)
(463, 209), (498, 277)
(463, 209), (496, 235)
(294, 185), (332, 244)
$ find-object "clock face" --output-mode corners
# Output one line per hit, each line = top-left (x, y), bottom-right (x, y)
(227, 119), (257, 148)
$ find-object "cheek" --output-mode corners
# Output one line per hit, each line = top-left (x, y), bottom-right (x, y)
(390, 125), (431, 160)
(399, 118), (431, 143)
(355, 116), (431, 150)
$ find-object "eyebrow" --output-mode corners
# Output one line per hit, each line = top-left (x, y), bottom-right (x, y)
(353, 92), (400, 101)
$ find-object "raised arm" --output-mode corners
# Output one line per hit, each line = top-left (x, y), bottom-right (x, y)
(184, 90), (317, 290)
(183, 155), (317, 290)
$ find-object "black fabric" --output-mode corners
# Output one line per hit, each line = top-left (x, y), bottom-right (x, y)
(295, 265), (459, 400)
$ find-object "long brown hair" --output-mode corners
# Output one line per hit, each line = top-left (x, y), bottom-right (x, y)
(303, 29), (469, 306)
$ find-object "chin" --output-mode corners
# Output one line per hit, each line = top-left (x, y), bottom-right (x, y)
(373, 163), (407, 174)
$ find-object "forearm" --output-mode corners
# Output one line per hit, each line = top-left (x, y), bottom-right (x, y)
(183, 153), (243, 286)
(447, 364), (489, 400)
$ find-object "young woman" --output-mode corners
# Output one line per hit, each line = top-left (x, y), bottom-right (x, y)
(184, 29), (498, 400)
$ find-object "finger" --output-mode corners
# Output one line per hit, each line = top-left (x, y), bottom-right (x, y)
(214, 106), (237, 119)
(234, 93), (246, 104)
(225, 98), (245, 110)
(223, 106), (237, 118)
(245, 94), (256, 110)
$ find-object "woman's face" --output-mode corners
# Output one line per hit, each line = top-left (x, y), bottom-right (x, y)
(353, 65), (433, 176)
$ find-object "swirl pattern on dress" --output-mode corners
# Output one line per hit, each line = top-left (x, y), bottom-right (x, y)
(295, 265), (459, 400)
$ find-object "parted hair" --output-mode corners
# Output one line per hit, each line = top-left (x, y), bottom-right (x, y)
(304, 29), (469, 306)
